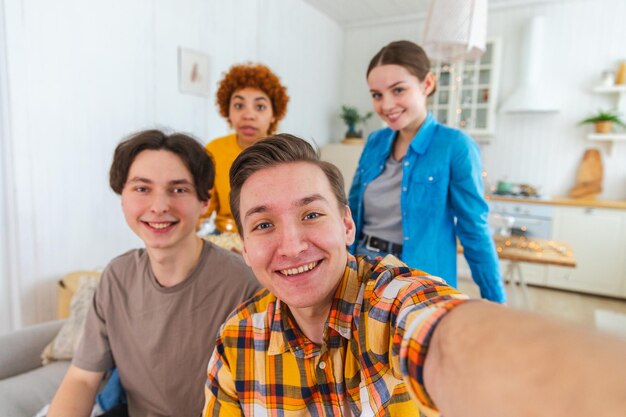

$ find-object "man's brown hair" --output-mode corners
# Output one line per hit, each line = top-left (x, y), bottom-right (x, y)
(109, 129), (214, 202)
(229, 134), (347, 234)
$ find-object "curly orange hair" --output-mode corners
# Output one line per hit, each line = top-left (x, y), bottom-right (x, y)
(216, 63), (289, 134)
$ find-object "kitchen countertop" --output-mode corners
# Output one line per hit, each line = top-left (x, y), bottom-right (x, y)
(458, 235), (577, 268)
(487, 195), (626, 210)
(493, 235), (576, 268)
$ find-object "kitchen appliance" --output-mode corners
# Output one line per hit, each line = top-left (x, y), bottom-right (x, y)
(493, 182), (541, 198)
(500, 16), (559, 113)
(489, 213), (515, 236)
(489, 200), (553, 239)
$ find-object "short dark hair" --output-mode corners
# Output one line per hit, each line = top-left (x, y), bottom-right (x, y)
(229, 134), (347, 235)
(109, 129), (214, 202)
(367, 40), (437, 97)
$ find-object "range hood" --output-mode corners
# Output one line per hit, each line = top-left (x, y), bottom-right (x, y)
(500, 16), (559, 113)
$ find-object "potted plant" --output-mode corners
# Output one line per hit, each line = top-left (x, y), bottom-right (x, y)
(579, 109), (626, 134)
(340, 105), (373, 140)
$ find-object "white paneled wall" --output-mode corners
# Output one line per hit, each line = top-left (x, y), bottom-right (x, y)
(1, 0), (342, 330)
(339, 0), (626, 200)
(258, 0), (343, 144)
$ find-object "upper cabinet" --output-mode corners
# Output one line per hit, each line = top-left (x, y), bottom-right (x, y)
(428, 38), (501, 139)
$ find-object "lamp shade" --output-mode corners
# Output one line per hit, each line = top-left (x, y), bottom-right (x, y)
(422, 0), (487, 62)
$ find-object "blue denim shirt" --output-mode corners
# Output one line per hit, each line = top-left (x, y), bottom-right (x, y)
(348, 113), (505, 303)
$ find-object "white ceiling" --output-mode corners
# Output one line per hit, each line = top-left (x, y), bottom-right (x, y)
(302, 0), (428, 25)
(301, 0), (554, 27)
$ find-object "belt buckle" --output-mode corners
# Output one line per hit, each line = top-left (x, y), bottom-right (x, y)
(365, 235), (381, 253)
(365, 236), (380, 252)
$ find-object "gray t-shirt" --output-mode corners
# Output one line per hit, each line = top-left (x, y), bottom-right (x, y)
(362, 155), (404, 244)
(73, 241), (261, 417)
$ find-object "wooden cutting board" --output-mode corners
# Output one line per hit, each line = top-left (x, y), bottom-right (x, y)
(570, 149), (603, 199)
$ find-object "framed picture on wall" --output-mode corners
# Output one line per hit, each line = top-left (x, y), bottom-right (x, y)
(178, 48), (210, 96)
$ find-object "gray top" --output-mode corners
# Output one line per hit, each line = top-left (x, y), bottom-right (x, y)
(74, 240), (261, 417)
(362, 155), (403, 245)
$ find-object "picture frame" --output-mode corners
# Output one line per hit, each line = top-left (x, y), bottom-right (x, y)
(178, 48), (210, 96)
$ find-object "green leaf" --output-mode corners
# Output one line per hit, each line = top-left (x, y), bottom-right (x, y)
(578, 108), (626, 126)
(340, 105), (374, 126)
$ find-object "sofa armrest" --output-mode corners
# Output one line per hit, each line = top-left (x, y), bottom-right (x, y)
(0, 320), (65, 380)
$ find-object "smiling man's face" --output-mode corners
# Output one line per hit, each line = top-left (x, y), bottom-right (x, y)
(121, 149), (208, 253)
(239, 161), (355, 314)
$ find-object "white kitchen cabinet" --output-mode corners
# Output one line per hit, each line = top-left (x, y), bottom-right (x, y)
(428, 39), (501, 138)
(320, 142), (364, 192)
(546, 206), (626, 298)
(504, 261), (547, 286)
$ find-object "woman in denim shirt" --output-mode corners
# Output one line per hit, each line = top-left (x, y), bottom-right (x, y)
(348, 40), (505, 303)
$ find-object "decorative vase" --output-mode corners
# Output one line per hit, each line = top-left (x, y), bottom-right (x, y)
(345, 124), (361, 139)
(594, 121), (612, 134)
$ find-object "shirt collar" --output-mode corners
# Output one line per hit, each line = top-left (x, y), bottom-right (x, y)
(267, 254), (363, 357)
(408, 112), (437, 155)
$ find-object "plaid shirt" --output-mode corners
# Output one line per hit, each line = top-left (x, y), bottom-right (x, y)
(203, 254), (468, 417)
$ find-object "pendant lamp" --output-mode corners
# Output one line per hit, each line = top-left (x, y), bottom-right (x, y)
(422, 0), (487, 62)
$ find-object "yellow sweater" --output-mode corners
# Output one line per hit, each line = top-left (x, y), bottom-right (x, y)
(204, 133), (242, 233)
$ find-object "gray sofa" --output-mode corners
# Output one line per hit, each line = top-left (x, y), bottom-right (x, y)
(0, 321), (70, 417)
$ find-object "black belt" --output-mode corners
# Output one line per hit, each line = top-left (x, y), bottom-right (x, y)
(363, 234), (403, 256)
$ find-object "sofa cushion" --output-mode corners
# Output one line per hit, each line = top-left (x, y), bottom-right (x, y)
(42, 275), (99, 363)
(57, 270), (102, 319)
(0, 320), (64, 380)
(0, 360), (69, 417)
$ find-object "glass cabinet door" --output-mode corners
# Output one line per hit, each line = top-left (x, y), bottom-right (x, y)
(427, 39), (501, 139)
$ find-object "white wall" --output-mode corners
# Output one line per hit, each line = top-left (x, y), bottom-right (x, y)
(0, 0), (14, 334)
(1, 0), (22, 334)
(257, 0), (343, 145)
(340, 0), (626, 200)
(484, 0), (626, 200)
(1, 0), (342, 329)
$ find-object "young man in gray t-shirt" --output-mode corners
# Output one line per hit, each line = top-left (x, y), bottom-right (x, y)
(48, 130), (261, 417)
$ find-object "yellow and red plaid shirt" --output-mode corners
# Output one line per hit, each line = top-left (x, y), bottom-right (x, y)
(203, 254), (467, 416)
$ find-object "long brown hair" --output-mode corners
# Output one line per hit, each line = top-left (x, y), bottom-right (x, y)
(367, 40), (437, 97)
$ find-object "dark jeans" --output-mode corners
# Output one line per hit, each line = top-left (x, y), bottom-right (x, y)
(99, 404), (129, 417)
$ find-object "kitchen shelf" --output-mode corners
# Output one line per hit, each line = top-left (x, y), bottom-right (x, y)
(586, 84), (626, 154)
(591, 84), (626, 112)
(592, 85), (626, 93)
(587, 133), (626, 154)
(587, 133), (626, 140)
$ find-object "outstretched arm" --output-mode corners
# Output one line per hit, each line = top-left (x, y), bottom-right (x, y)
(423, 302), (626, 417)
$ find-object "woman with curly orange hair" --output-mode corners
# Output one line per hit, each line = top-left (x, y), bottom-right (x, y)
(204, 63), (289, 234)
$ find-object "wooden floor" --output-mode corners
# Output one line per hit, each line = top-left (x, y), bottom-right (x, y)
(458, 278), (626, 339)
